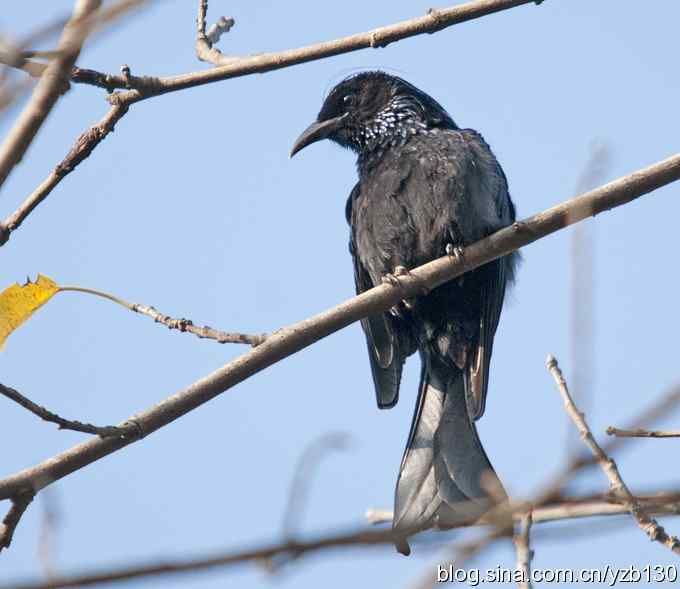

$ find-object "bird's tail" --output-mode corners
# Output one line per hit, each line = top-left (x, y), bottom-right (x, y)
(392, 353), (505, 555)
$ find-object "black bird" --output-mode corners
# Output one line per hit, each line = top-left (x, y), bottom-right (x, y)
(291, 71), (518, 554)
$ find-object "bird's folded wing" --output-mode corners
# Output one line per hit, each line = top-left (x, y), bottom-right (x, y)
(347, 183), (404, 409)
(468, 259), (507, 420)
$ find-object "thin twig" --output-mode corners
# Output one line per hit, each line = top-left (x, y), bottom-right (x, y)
(606, 427), (680, 439)
(113, 0), (543, 107)
(0, 382), (134, 437)
(2, 58), (154, 93)
(0, 491), (35, 552)
(0, 104), (128, 245)
(514, 511), (534, 589)
(534, 384), (680, 505)
(58, 286), (267, 346)
(0, 0), (153, 94)
(195, 0), (236, 66)
(546, 354), (680, 555)
(0, 0), (101, 190)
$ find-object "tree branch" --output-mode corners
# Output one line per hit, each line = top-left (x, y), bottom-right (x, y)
(532, 384), (680, 506)
(546, 355), (680, 555)
(0, 104), (128, 245)
(0, 58), (152, 93)
(0, 491), (35, 553)
(514, 511), (534, 589)
(58, 286), (267, 346)
(0, 1), (154, 94)
(0, 383), (134, 438)
(0, 154), (677, 534)
(368, 492), (680, 527)
(0, 0), (101, 190)
(195, 0), (236, 66)
(3, 492), (680, 589)
(111, 0), (543, 107)
(606, 427), (680, 439)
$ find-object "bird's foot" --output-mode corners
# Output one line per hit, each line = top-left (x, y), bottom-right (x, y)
(381, 265), (410, 288)
(446, 243), (465, 263)
(446, 244), (466, 286)
(382, 266), (429, 309)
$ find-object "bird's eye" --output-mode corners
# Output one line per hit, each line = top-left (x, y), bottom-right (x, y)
(343, 94), (357, 107)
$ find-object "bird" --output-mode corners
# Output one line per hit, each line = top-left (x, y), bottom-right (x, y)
(290, 71), (518, 555)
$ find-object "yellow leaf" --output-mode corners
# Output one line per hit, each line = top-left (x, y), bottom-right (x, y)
(0, 274), (60, 348)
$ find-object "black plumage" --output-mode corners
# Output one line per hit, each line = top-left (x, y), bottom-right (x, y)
(291, 71), (518, 554)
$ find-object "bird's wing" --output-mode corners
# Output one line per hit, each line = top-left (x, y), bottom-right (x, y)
(346, 183), (405, 409)
(459, 130), (517, 420)
(467, 259), (508, 420)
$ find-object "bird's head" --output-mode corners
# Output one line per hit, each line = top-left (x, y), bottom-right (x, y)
(290, 71), (457, 158)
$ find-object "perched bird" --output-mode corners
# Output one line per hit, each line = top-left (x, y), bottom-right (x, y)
(291, 71), (518, 554)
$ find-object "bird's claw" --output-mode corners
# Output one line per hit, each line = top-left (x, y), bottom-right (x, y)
(382, 266), (430, 308)
(446, 244), (467, 285)
(446, 243), (465, 262)
(382, 273), (400, 287)
(382, 265), (410, 287)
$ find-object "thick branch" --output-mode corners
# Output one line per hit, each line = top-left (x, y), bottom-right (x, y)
(0, 154), (678, 507)
(0, 0), (101, 190)
(546, 355), (680, 555)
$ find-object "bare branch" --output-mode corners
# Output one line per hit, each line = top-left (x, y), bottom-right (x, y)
(368, 492), (680, 528)
(58, 286), (267, 346)
(0, 59), (150, 93)
(514, 512), (534, 589)
(113, 0), (543, 107)
(0, 1), (153, 94)
(0, 382), (136, 438)
(4, 491), (680, 588)
(195, 0), (236, 66)
(0, 104), (128, 245)
(0, 491), (35, 553)
(546, 355), (680, 555)
(0, 0), (102, 190)
(606, 427), (680, 439)
(0, 155), (677, 525)
(536, 384), (680, 504)
(0, 0), (543, 245)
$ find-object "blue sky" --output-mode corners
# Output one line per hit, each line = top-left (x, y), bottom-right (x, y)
(2, 1), (680, 587)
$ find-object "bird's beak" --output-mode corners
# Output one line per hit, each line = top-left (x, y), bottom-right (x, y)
(290, 114), (347, 158)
